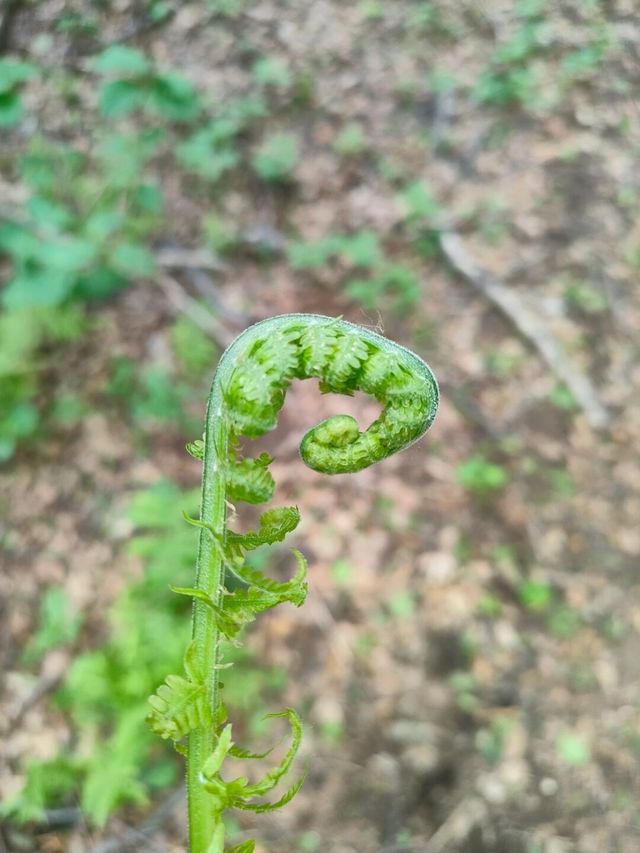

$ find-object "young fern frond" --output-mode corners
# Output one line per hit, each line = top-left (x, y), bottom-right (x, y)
(147, 642), (212, 741)
(225, 453), (275, 505)
(147, 314), (439, 852)
(200, 710), (305, 814)
(225, 506), (301, 556)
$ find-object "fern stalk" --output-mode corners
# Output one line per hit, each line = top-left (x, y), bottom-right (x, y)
(188, 379), (228, 852)
(147, 314), (439, 852)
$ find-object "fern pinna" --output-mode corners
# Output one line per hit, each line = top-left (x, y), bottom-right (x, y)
(147, 314), (439, 852)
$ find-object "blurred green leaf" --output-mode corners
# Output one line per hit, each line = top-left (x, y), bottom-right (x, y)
(26, 196), (74, 230)
(337, 231), (382, 267)
(177, 127), (239, 182)
(99, 80), (146, 118)
(287, 236), (341, 270)
(3, 269), (76, 309)
(456, 454), (507, 494)
(0, 58), (37, 92)
(519, 580), (553, 612)
(110, 242), (156, 277)
(252, 57), (291, 88)
(557, 732), (590, 767)
(397, 180), (441, 223)
(171, 315), (218, 377)
(149, 73), (200, 122)
(0, 91), (24, 127)
(24, 587), (82, 664)
(253, 133), (298, 182)
(91, 45), (152, 75)
(333, 123), (366, 157)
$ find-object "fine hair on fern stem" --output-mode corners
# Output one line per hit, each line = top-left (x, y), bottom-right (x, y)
(147, 314), (439, 853)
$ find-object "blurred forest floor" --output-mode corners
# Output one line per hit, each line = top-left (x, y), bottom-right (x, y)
(1, 1), (640, 852)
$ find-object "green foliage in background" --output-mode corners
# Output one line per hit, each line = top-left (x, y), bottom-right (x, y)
(252, 132), (299, 182)
(2, 134), (160, 311)
(473, 0), (549, 108)
(0, 125), (162, 459)
(0, 305), (87, 459)
(2, 482), (285, 826)
(23, 587), (82, 665)
(92, 45), (201, 121)
(0, 58), (37, 127)
(457, 453), (508, 495)
(288, 230), (422, 313)
(176, 96), (266, 184)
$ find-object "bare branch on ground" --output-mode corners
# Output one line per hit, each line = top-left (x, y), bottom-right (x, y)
(157, 273), (235, 349)
(92, 786), (186, 853)
(425, 797), (489, 853)
(440, 231), (611, 431)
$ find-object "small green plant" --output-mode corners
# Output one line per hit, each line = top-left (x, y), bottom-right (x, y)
(0, 58), (37, 127)
(176, 96), (266, 184)
(92, 45), (201, 122)
(449, 671), (478, 713)
(106, 357), (200, 434)
(287, 235), (343, 270)
(549, 383), (577, 412)
(146, 314), (439, 852)
(252, 132), (299, 182)
(288, 230), (383, 270)
(518, 579), (553, 612)
(456, 453), (507, 495)
(252, 57), (292, 89)
(23, 587), (82, 664)
(475, 593), (502, 619)
(473, 0), (549, 108)
(287, 232), (421, 313)
(0, 304), (87, 459)
(563, 280), (608, 314)
(333, 122), (367, 157)
(202, 214), (239, 254)
(206, 0), (247, 16)
(396, 179), (441, 226)
(345, 263), (421, 313)
(476, 715), (513, 764)
(177, 123), (240, 183)
(358, 0), (385, 20)
(406, 1), (455, 35)
(171, 316), (219, 378)
(556, 732), (590, 767)
(560, 17), (611, 84)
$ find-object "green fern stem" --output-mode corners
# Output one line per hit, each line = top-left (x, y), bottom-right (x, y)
(188, 378), (229, 853)
(151, 314), (438, 852)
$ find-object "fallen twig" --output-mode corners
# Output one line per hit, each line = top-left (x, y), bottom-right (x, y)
(183, 267), (249, 326)
(155, 246), (227, 274)
(440, 231), (610, 431)
(2, 653), (68, 734)
(93, 785), (185, 853)
(425, 796), (489, 853)
(439, 379), (504, 438)
(157, 273), (235, 349)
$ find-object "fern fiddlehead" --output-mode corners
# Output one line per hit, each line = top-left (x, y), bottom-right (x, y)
(147, 314), (439, 852)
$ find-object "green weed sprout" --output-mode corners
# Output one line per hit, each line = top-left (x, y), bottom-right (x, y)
(147, 314), (439, 852)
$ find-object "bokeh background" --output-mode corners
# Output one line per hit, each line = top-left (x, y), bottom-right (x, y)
(1, 1), (639, 851)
